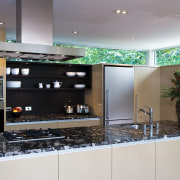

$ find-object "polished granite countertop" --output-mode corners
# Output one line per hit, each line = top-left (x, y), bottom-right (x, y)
(6, 114), (100, 123)
(0, 120), (180, 157)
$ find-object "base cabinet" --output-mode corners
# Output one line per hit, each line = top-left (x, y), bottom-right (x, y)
(59, 148), (111, 180)
(112, 142), (156, 180)
(1, 139), (180, 180)
(156, 139), (180, 180)
(57, 119), (100, 128)
(0, 154), (58, 180)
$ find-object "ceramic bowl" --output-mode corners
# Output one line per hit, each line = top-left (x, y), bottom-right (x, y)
(21, 68), (29, 75)
(76, 72), (86, 77)
(7, 81), (21, 88)
(46, 84), (50, 88)
(74, 84), (86, 88)
(66, 72), (76, 77)
(11, 68), (19, 75)
(11, 111), (21, 118)
(6, 67), (11, 75)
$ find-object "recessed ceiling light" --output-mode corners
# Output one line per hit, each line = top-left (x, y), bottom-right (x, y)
(0, 22), (5, 25)
(175, 14), (180, 17)
(72, 30), (79, 34)
(114, 9), (128, 15)
(121, 10), (128, 15)
(114, 9), (121, 14)
(131, 37), (136, 40)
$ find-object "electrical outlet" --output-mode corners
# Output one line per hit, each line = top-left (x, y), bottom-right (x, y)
(25, 106), (32, 111)
(6, 107), (12, 112)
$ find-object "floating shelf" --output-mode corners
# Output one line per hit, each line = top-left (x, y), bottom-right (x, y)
(6, 75), (89, 79)
(7, 88), (89, 91)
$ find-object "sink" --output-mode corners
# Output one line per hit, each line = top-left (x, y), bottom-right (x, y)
(121, 124), (144, 130)
(121, 123), (156, 130)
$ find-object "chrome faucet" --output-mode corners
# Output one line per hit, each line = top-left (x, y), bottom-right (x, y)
(139, 106), (153, 137)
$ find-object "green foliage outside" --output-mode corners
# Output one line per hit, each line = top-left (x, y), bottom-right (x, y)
(6, 40), (180, 66)
(7, 45), (146, 65)
(156, 47), (180, 66)
(56, 45), (146, 65)
(6, 41), (146, 65)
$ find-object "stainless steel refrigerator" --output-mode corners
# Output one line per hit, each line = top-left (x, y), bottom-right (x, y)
(104, 66), (134, 125)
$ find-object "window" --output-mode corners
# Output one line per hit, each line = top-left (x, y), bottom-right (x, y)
(156, 47), (180, 66)
(6, 42), (146, 65)
(58, 45), (146, 65)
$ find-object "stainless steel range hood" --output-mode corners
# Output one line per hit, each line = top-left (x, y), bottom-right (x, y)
(0, 41), (85, 61)
(0, 0), (85, 61)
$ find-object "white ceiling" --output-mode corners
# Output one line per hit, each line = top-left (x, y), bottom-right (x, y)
(0, 0), (180, 51)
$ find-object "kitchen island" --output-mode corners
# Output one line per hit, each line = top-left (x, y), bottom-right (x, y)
(0, 121), (180, 180)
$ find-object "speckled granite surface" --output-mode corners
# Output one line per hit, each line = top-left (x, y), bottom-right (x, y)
(0, 120), (180, 157)
(7, 114), (99, 123)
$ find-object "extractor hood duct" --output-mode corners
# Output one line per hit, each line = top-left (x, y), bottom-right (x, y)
(0, 0), (85, 61)
(16, 0), (53, 45)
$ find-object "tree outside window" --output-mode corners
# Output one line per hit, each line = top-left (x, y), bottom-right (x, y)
(156, 47), (180, 66)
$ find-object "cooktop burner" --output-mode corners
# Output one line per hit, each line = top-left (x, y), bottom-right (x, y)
(2, 129), (65, 143)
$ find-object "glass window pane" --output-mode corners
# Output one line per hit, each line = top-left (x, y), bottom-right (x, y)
(59, 46), (146, 65)
(156, 47), (180, 66)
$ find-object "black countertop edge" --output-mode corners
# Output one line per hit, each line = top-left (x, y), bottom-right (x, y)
(6, 114), (100, 124)
(6, 117), (101, 125)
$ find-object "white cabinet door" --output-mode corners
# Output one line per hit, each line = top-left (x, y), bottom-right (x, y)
(59, 147), (111, 180)
(112, 142), (155, 180)
(156, 139), (180, 180)
(0, 153), (58, 180)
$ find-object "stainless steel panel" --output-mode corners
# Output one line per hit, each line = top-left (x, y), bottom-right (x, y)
(105, 89), (110, 120)
(0, 78), (3, 100)
(105, 119), (134, 126)
(0, 42), (85, 56)
(105, 66), (134, 123)
(16, 0), (53, 45)
(0, 42), (85, 60)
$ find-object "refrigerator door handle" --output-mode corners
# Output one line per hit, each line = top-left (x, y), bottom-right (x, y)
(106, 89), (110, 120)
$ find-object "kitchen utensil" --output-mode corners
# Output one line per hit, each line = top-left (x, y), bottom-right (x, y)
(53, 81), (62, 88)
(7, 81), (21, 88)
(6, 67), (11, 75)
(66, 72), (76, 77)
(39, 83), (43, 88)
(77, 104), (83, 114)
(11, 68), (19, 75)
(76, 104), (89, 114)
(21, 68), (29, 75)
(11, 111), (21, 118)
(64, 101), (74, 114)
(74, 84), (86, 88)
(76, 72), (86, 77)
(46, 84), (50, 88)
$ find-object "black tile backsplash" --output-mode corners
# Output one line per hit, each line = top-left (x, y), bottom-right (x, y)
(6, 61), (92, 117)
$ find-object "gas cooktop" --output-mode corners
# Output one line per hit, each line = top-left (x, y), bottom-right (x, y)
(2, 129), (65, 143)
